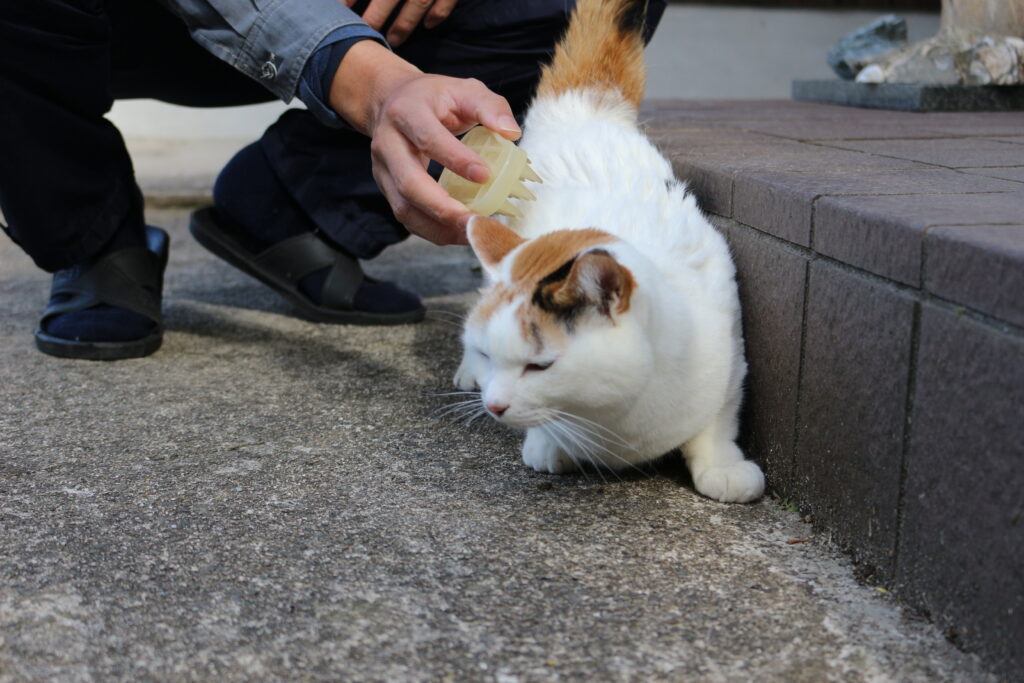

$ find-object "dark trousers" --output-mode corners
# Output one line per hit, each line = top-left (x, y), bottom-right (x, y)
(0, 0), (666, 272)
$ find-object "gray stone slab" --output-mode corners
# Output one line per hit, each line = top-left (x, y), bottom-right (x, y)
(793, 80), (1024, 112)
(924, 224), (1024, 328)
(0, 210), (998, 681)
(715, 218), (807, 496)
(734, 120), (957, 140)
(646, 128), (813, 156)
(640, 98), (867, 125)
(794, 261), (915, 579)
(821, 138), (1024, 168)
(814, 192), (1024, 287)
(898, 305), (1024, 675)
(733, 169), (1021, 247)
(961, 167), (1024, 183)
(904, 111), (1024, 136)
(654, 135), (932, 220)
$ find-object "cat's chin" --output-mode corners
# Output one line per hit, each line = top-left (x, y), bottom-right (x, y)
(496, 416), (542, 430)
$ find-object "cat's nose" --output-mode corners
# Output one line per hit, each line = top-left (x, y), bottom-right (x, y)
(486, 403), (509, 417)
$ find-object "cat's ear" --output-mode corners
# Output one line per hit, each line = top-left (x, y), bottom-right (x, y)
(536, 249), (635, 319)
(467, 215), (524, 275)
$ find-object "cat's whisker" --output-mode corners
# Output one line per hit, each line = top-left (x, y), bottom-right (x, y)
(430, 390), (482, 398)
(543, 417), (620, 484)
(552, 418), (643, 479)
(426, 310), (468, 328)
(549, 412), (649, 477)
(550, 409), (633, 450)
(428, 308), (467, 320)
(433, 399), (483, 419)
(540, 422), (594, 484)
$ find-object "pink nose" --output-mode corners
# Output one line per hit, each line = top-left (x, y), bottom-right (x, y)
(486, 403), (508, 417)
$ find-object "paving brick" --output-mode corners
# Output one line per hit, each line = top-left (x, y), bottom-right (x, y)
(821, 139), (1024, 169)
(671, 157), (735, 217)
(646, 128), (808, 156)
(898, 305), (1024, 673)
(924, 224), (1024, 328)
(655, 133), (932, 171)
(961, 167), (1024, 183)
(715, 218), (807, 495)
(735, 120), (955, 141)
(734, 170), (1022, 247)
(654, 135), (934, 220)
(908, 118), (1024, 137)
(814, 192), (1024, 287)
(639, 99), (876, 125)
(795, 261), (914, 578)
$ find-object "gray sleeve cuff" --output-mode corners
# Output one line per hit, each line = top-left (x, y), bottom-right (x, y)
(236, 0), (378, 103)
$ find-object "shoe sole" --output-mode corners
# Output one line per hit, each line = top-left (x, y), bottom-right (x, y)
(189, 207), (426, 326)
(34, 331), (163, 360)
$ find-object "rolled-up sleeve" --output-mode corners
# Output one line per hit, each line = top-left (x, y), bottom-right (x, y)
(159, 0), (375, 102)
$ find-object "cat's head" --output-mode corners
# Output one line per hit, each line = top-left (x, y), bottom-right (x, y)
(459, 216), (654, 428)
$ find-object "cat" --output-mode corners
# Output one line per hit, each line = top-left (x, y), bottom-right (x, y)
(453, 0), (764, 503)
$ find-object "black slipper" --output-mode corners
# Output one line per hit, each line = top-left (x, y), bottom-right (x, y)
(34, 226), (169, 361)
(189, 206), (425, 325)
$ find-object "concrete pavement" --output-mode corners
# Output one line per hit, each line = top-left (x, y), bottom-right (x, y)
(0, 209), (997, 681)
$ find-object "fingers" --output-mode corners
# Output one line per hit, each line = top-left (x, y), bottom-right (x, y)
(371, 130), (473, 243)
(392, 105), (489, 183)
(387, 0), (433, 46)
(423, 0), (458, 29)
(361, 0), (401, 30)
(454, 79), (521, 141)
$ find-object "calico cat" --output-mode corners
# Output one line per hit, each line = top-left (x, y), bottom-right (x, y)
(453, 0), (764, 503)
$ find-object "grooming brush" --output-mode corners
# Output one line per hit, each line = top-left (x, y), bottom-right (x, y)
(439, 125), (542, 218)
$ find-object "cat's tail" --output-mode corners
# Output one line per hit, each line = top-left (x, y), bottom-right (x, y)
(535, 0), (648, 108)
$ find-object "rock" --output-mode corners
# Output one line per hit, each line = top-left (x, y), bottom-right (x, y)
(855, 31), (1024, 86)
(828, 15), (908, 80)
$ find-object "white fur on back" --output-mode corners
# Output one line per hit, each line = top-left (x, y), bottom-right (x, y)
(512, 89), (739, 327)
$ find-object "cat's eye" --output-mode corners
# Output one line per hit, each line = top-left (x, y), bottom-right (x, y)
(524, 361), (554, 373)
(476, 348), (490, 360)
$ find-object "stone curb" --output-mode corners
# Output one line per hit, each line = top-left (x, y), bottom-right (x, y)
(644, 99), (1024, 679)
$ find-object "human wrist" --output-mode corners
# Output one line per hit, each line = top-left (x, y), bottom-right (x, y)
(327, 40), (421, 135)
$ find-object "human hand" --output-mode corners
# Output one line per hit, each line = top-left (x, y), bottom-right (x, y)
(329, 41), (520, 245)
(342, 0), (459, 46)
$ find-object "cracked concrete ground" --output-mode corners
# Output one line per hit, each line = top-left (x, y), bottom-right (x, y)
(0, 210), (996, 681)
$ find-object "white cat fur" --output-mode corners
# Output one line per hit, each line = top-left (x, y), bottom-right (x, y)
(454, 90), (764, 504)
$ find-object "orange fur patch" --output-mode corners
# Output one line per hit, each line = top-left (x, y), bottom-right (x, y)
(535, 0), (647, 107)
(470, 230), (634, 339)
(468, 216), (524, 270)
(509, 229), (615, 285)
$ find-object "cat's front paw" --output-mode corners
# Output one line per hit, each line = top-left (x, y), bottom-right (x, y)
(693, 460), (764, 503)
(523, 429), (578, 474)
(453, 358), (478, 391)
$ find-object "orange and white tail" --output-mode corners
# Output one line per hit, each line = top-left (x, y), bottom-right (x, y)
(535, 0), (649, 108)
